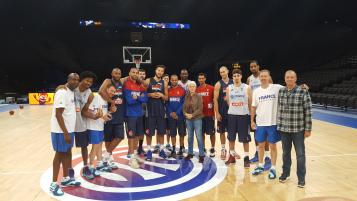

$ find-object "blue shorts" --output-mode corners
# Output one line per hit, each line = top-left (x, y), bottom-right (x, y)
(148, 116), (166, 136)
(88, 130), (104, 144)
(127, 116), (144, 138)
(217, 115), (228, 134)
(168, 118), (186, 136)
(75, 131), (89, 148)
(227, 114), (251, 143)
(255, 125), (281, 144)
(51, 132), (74, 153)
(202, 116), (215, 135)
(104, 123), (125, 142)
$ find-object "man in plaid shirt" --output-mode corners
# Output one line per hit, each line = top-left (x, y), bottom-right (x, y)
(277, 70), (312, 188)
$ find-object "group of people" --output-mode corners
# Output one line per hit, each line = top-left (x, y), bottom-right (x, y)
(49, 60), (312, 196)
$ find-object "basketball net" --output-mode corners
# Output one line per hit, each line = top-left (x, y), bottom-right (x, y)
(134, 58), (141, 69)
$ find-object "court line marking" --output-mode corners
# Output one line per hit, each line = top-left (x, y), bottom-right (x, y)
(306, 153), (357, 158)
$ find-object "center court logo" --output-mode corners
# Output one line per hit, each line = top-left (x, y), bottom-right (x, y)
(40, 146), (227, 201)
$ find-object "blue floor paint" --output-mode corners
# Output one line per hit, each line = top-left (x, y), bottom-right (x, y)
(0, 104), (19, 112)
(313, 108), (357, 129)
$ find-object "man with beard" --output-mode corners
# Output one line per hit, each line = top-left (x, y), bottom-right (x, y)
(99, 68), (127, 169)
(143, 65), (169, 161)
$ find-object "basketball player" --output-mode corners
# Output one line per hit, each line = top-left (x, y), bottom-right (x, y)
(251, 70), (284, 179)
(143, 65), (169, 161)
(83, 84), (115, 175)
(73, 71), (98, 180)
(50, 73), (80, 196)
(196, 73), (216, 157)
(214, 66), (233, 160)
(178, 68), (192, 91)
(246, 60), (271, 170)
(99, 68), (127, 169)
(163, 73), (172, 151)
(124, 67), (148, 168)
(167, 74), (186, 158)
(137, 68), (148, 155)
(225, 69), (252, 167)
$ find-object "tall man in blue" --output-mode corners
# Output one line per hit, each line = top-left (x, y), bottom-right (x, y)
(167, 74), (186, 158)
(214, 66), (233, 160)
(124, 67), (148, 168)
(50, 73), (81, 196)
(143, 65), (169, 161)
(99, 68), (127, 169)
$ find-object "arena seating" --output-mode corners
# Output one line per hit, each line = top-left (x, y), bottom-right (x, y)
(310, 76), (357, 109)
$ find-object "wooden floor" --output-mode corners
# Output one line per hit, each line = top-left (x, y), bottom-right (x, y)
(1, 105), (357, 201)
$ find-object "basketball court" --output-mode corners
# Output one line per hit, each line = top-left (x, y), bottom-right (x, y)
(1, 104), (356, 201)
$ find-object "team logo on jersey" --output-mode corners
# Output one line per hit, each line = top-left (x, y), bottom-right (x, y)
(151, 83), (162, 91)
(40, 146), (227, 201)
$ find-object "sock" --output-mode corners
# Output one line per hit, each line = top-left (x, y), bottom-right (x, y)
(221, 144), (226, 149)
(271, 165), (276, 170)
(62, 176), (70, 181)
(244, 152), (249, 158)
(139, 140), (143, 149)
(172, 146), (176, 151)
(147, 145), (152, 151)
(160, 144), (164, 150)
(229, 150), (235, 156)
(256, 146), (259, 152)
(90, 164), (94, 169)
(258, 163), (264, 168)
(265, 151), (270, 158)
(180, 146), (184, 150)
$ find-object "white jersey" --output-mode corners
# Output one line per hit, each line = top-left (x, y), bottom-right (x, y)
(227, 83), (250, 115)
(74, 87), (92, 132)
(178, 80), (192, 91)
(248, 74), (261, 92)
(86, 94), (108, 131)
(51, 88), (76, 133)
(252, 84), (284, 126)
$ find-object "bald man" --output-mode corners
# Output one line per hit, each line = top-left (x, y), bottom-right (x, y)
(50, 73), (81, 196)
(214, 66), (233, 160)
(277, 70), (312, 188)
(99, 68), (127, 169)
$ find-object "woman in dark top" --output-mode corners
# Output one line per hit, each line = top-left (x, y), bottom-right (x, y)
(183, 81), (205, 163)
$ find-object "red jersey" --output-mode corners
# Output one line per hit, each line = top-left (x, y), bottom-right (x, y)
(196, 84), (214, 116)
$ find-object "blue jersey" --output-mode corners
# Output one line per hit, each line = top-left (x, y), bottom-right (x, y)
(218, 79), (233, 116)
(167, 85), (186, 119)
(124, 78), (148, 117)
(147, 78), (165, 117)
(107, 79), (125, 124)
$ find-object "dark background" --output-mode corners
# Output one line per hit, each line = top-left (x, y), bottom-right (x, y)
(1, 0), (357, 93)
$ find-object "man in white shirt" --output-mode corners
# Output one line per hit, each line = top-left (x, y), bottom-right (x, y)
(246, 60), (272, 169)
(178, 68), (192, 91)
(50, 73), (81, 196)
(83, 84), (115, 175)
(251, 70), (284, 180)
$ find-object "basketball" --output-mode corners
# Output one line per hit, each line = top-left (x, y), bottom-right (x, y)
(19, 105), (24, 109)
(9, 110), (15, 115)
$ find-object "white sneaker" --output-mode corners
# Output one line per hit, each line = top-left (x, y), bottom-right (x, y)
(102, 151), (110, 162)
(129, 157), (140, 169)
(108, 155), (118, 169)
